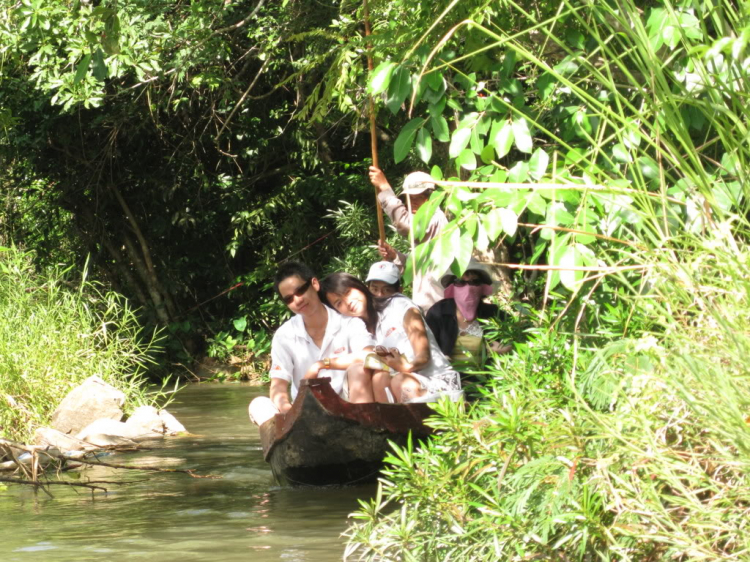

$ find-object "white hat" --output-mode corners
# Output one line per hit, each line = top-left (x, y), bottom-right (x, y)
(365, 261), (401, 285)
(439, 259), (493, 288)
(400, 171), (436, 196)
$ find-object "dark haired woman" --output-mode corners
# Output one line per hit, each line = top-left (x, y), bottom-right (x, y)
(319, 273), (460, 404)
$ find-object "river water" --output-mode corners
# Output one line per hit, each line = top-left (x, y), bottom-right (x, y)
(0, 383), (378, 561)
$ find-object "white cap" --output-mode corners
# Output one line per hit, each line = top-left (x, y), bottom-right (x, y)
(365, 261), (401, 285)
(400, 171), (436, 196)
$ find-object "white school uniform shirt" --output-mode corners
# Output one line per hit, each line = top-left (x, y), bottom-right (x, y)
(269, 305), (375, 401)
(375, 295), (460, 392)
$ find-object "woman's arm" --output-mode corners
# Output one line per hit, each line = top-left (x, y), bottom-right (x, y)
(303, 347), (375, 379)
(270, 378), (292, 413)
(381, 308), (431, 373)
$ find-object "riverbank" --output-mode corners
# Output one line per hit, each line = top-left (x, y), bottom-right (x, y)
(0, 247), (162, 444)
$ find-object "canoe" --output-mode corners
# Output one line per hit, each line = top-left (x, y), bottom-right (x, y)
(258, 377), (434, 487)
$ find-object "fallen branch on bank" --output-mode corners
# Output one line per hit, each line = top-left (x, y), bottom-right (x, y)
(0, 476), (120, 496)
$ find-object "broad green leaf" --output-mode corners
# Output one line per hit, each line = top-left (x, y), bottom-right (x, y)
(416, 128), (432, 164)
(470, 128), (483, 155)
(425, 71), (443, 91)
(413, 191), (445, 241)
(449, 128), (472, 158)
(74, 54), (91, 84)
(512, 117), (532, 153)
(463, 212), (478, 238)
(92, 48), (107, 80)
(612, 143), (632, 163)
(537, 73), (555, 99)
(431, 114), (450, 142)
(456, 148), (477, 171)
(528, 148), (549, 180)
(575, 223), (597, 245)
(430, 165), (444, 180)
(637, 156), (659, 179)
(527, 192), (547, 215)
(490, 169), (507, 184)
(394, 118), (424, 163)
(499, 208), (518, 236)
(475, 220), (489, 251)
(456, 230), (474, 274)
(559, 245), (583, 291)
(483, 208), (504, 241)
(386, 66), (411, 115)
(233, 317), (247, 332)
(369, 61), (397, 95)
(492, 121), (514, 158)
(457, 112), (480, 129)
(507, 161), (529, 183)
(480, 144), (496, 165)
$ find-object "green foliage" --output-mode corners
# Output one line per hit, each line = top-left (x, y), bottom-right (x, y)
(0, 246), (164, 442)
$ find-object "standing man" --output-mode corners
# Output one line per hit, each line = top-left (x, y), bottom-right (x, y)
(369, 166), (447, 311)
(248, 261), (376, 426)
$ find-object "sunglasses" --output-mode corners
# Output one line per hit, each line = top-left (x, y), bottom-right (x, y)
(452, 278), (485, 287)
(280, 279), (312, 305)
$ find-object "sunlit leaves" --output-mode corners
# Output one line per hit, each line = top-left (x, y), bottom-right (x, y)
(528, 148), (549, 180)
(431, 114), (450, 142)
(492, 121), (514, 158)
(449, 127), (472, 158)
(456, 148), (476, 171)
(386, 66), (411, 115)
(394, 118), (425, 163)
(415, 128), (432, 164)
(512, 117), (532, 153)
(369, 61), (397, 95)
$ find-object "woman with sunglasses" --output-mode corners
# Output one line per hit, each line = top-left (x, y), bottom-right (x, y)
(319, 272), (460, 404)
(425, 261), (510, 368)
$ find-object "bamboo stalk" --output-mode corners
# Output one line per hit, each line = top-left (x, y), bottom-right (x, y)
(363, 0), (386, 243)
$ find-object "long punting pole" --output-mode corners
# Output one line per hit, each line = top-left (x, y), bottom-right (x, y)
(364, 0), (387, 243)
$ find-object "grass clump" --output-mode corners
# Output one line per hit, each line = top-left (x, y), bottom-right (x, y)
(0, 245), (163, 443)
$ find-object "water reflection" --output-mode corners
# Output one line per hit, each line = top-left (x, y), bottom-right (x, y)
(0, 383), (377, 561)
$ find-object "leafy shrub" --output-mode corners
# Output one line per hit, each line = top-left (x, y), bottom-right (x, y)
(0, 246), (164, 442)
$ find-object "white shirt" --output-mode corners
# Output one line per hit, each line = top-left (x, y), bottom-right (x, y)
(270, 306), (375, 401)
(375, 295), (458, 386)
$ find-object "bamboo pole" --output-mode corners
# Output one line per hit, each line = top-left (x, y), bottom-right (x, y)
(364, 0), (386, 243)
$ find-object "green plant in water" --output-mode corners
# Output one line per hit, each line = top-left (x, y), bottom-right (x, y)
(0, 246), (166, 443)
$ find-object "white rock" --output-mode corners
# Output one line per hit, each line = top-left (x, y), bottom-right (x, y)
(50, 375), (125, 435)
(126, 406), (165, 435)
(158, 409), (186, 435)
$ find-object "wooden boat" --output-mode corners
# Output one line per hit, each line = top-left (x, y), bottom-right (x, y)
(258, 377), (435, 487)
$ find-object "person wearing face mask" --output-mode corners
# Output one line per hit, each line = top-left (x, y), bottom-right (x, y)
(425, 261), (511, 368)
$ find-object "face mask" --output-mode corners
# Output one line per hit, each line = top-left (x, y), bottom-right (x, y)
(444, 283), (492, 322)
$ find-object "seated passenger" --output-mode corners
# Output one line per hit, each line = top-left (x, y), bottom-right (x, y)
(425, 261), (511, 369)
(365, 260), (402, 298)
(248, 261), (378, 426)
(319, 272), (461, 404)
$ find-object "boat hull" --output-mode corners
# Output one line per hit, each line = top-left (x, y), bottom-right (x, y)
(259, 378), (434, 486)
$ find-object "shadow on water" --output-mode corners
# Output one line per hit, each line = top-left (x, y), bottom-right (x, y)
(0, 384), (379, 561)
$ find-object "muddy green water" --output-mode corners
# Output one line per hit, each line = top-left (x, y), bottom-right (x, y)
(0, 384), (378, 561)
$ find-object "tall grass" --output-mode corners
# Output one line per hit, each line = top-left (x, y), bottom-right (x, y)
(345, 0), (750, 559)
(0, 245), (163, 443)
